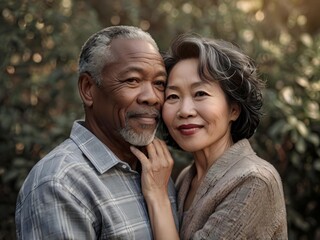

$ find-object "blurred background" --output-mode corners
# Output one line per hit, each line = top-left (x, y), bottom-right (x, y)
(1, 0), (319, 239)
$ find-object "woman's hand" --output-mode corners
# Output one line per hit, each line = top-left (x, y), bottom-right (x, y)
(130, 138), (174, 201)
(131, 139), (179, 240)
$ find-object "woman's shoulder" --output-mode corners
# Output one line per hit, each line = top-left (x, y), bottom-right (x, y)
(226, 151), (284, 194)
(216, 139), (283, 190)
(239, 152), (279, 176)
(229, 140), (281, 179)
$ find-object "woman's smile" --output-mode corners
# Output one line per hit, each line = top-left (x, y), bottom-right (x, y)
(177, 124), (203, 136)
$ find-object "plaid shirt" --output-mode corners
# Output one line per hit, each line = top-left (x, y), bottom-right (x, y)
(16, 120), (178, 239)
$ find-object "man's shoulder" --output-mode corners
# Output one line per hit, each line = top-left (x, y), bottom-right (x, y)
(20, 138), (92, 192)
(38, 138), (85, 171)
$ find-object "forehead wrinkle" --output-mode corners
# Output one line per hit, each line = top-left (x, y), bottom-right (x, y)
(119, 64), (167, 78)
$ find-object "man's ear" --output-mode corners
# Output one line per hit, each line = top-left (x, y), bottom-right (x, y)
(78, 73), (94, 107)
(230, 102), (241, 121)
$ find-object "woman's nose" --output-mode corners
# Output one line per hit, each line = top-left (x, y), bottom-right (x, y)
(177, 99), (196, 118)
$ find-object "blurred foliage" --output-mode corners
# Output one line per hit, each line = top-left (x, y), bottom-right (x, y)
(1, 0), (319, 239)
(0, 0), (100, 238)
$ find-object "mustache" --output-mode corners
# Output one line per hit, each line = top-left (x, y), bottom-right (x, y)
(126, 109), (160, 119)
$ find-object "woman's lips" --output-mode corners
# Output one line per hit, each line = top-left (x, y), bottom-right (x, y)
(177, 124), (202, 135)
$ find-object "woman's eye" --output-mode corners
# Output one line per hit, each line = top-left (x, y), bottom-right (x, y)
(166, 94), (178, 100)
(195, 91), (209, 97)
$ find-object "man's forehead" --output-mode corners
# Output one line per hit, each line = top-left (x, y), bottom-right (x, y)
(110, 38), (159, 56)
(102, 53), (166, 77)
(119, 63), (167, 76)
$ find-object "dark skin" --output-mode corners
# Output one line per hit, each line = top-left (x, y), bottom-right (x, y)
(78, 38), (167, 170)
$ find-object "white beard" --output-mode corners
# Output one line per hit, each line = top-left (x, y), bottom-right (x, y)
(120, 123), (158, 146)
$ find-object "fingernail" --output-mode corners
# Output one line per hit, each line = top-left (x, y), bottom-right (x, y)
(130, 146), (136, 152)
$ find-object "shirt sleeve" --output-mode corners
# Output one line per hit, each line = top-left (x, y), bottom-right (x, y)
(191, 176), (279, 239)
(16, 179), (97, 240)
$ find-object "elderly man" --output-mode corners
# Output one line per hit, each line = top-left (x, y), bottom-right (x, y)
(15, 26), (178, 239)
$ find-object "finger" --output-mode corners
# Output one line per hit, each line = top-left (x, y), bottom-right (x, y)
(150, 140), (168, 168)
(154, 139), (172, 165)
(148, 140), (172, 174)
(159, 140), (174, 166)
(145, 142), (157, 162)
(152, 138), (163, 156)
(130, 146), (150, 167)
(152, 138), (166, 158)
(146, 143), (163, 172)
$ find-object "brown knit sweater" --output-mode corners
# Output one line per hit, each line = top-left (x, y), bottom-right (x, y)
(175, 139), (288, 239)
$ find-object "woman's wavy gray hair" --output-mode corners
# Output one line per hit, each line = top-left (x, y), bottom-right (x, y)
(78, 25), (159, 86)
(163, 33), (265, 143)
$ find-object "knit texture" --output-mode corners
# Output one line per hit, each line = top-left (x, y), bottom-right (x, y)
(175, 139), (288, 240)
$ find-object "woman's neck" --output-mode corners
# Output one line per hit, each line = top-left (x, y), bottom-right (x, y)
(192, 137), (234, 180)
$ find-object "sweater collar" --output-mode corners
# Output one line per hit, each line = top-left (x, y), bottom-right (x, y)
(177, 139), (256, 214)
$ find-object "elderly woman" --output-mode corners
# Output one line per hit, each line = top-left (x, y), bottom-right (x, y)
(131, 33), (287, 239)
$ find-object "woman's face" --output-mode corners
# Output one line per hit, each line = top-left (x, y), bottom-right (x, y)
(162, 58), (240, 153)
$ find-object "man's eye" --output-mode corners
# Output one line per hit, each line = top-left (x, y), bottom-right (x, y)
(154, 80), (166, 90)
(126, 78), (139, 83)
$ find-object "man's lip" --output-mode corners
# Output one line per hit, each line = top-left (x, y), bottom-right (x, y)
(133, 113), (159, 118)
(130, 114), (159, 125)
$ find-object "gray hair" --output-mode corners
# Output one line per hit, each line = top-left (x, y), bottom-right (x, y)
(164, 33), (265, 143)
(78, 25), (159, 86)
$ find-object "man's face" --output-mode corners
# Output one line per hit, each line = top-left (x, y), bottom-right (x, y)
(90, 38), (166, 148)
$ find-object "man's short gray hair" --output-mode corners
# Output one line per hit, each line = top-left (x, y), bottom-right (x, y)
(78, 25), (159, 86)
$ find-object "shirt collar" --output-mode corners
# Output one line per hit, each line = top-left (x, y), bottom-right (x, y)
(70, 120), (123, 174)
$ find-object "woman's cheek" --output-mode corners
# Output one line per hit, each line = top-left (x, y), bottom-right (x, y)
(162, 103), (174, 126)
(162, 103), (168, 125)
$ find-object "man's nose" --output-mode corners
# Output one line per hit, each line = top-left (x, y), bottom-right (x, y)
(137, 82), (162, 106)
